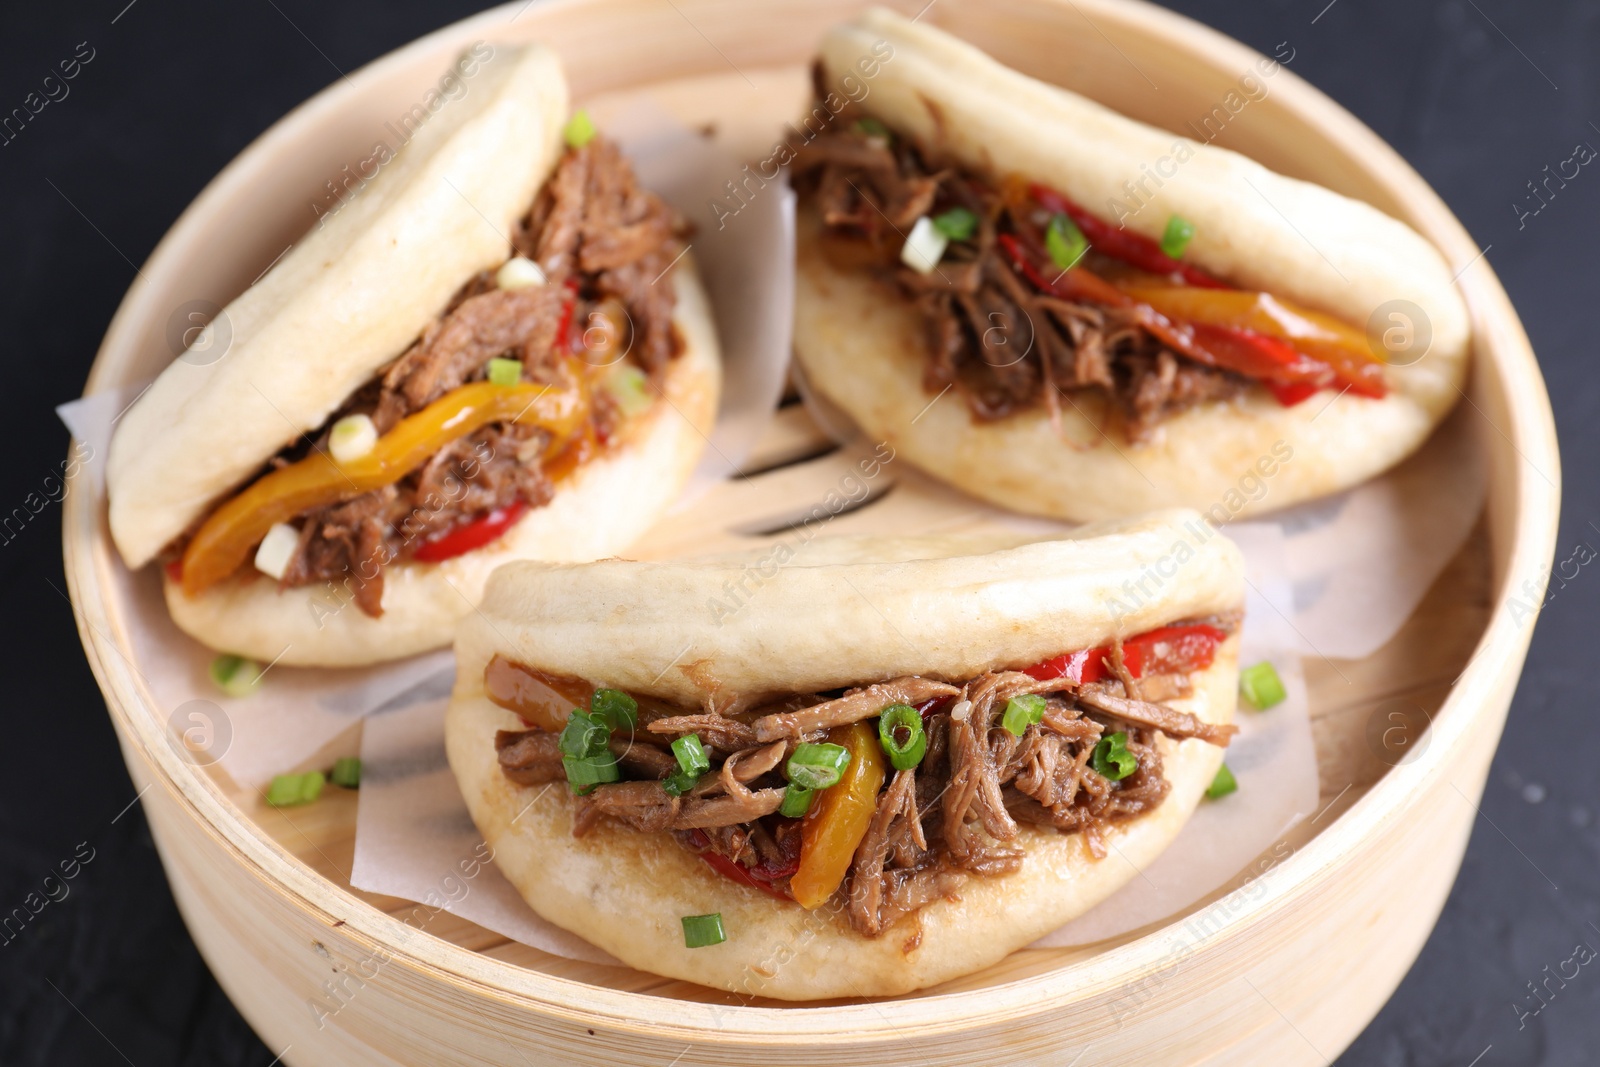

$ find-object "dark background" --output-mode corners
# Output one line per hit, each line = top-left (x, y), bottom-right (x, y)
(0, 0), (1591, 1063)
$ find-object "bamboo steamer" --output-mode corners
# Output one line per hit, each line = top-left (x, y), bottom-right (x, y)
(63, 0), (1559, 1063)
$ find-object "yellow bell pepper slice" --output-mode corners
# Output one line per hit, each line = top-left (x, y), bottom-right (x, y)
(791, 720), (888, 910)
(179, 380), (586, 596)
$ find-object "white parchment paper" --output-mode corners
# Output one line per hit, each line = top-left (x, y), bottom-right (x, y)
(1270, 403), (1485, 659)
(58, 118), (794, 789)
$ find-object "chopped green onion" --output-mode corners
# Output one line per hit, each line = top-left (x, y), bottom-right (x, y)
(266, 771), (324, 807)
(556, 701), (626, 793)
(486, 357), (523, 387)
(877, 705), (928, 770)
(331, 757), (362, 789)
(1090, 731), (1138, 781)
(562, 753), (620, 794)
(328, 413), (378, 464)
(253, 521), (300, 581)
(900, 215), (948, 274)
(558, 709), (609, 759)
(779, 783), (816, 818)
(853, 117), (891, 140)
(496, 255), (546, 290)
(563, 109), (597, 149)
(1001, 693), (1048, 737)
(590, 689), (639, 733)
(1206, 763), (1238, 799)
(602, 364), (653, 418)
(681, 912), (726, 948)
(209, 654), (263, 698)
(265, 774), (302, 807)
(1239, 661), (1287, 710)
(663, 735), (710, 797)
(1045, 213), (1088, 270)
(932, 207), (978, 241)
(786, 742), (852, 791)
(1160, 214), (1196, 259)
(671, 734), (711, 776)
(661, 768), (698, 797)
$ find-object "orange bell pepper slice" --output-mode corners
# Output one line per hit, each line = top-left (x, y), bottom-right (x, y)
(178, 380), (587, 596)
(791, 720), (888, 910)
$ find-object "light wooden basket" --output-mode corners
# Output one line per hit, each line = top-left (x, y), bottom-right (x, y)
(64, 0), (1559, 1063)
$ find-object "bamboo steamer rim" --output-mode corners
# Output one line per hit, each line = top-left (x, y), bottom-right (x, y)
(64, 0), (1558, 1040)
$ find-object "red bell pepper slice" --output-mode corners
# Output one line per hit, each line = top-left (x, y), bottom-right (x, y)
(556, 278), (581, 354)
(1028, 183), (1229, 289)
(696, 851), (792, 901)
(686, 829), (799, 901)
(998, 233), (1127, 307)
(1185, 324), (1335, 391)
(998, 235), (1221, 365)
(1130, 624), (1228, 675)
(1119, 286), (1386, 399)
(1266, 381), (1321, 407)
(411, 500), (528, 563)
(997, 235), (1370, 407)
(1026, 647), (1101, 686)
(1024, 623), (1227, 685)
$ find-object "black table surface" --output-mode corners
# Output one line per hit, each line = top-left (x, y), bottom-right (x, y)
(1, 1), (1591, 1064)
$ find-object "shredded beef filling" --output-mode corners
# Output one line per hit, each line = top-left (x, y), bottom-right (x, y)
(790, 115), (1249, 441)
(493, 618), (1241, 938)
(220, 138), (684, 615)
